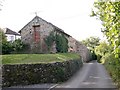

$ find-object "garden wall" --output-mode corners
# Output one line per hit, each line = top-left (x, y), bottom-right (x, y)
(2, 59), (83, 87)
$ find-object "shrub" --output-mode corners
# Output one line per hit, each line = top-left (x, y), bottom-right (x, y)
(103, 53), (120, 89)
(2, 41), (14, 54)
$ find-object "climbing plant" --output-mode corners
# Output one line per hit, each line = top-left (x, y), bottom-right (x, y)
(45, 31), (68, 53)
(55, 33), (68, 53)
(44, 31), (55, 51)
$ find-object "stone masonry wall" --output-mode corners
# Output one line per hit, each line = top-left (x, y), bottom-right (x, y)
(2, 59), (83, 87)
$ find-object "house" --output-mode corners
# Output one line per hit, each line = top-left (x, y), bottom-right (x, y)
(3, 28), (20, 42)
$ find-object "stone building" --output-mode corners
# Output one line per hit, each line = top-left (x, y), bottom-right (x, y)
(19, 16), (91, 61)
(19, 16), (70, 53)
(68, 37), (77, 53)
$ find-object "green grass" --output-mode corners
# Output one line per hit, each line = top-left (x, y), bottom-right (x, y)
(2, 53), (80, 65)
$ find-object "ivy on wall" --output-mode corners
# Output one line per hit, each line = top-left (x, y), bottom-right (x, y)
(44, 31), (55, 51)
(45, 31), (68, 53)
(55, 34), (68, 53)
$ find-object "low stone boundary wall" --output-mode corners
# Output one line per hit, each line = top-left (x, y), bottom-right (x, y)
(2, 59), (83, 87)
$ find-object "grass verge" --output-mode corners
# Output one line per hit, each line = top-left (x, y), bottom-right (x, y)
(2, 53), (80, 65)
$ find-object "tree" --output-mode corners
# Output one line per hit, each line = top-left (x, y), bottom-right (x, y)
(92, 2), (120, 87)
(95, 41), (112, 62)
(92, 1), (120, 58)
(82, 36), (100, 51)
(0, 28), (13, 54)
(0, 28), (6, 54)
(82, 36), (100, 60)
(95, 41), (112, 56)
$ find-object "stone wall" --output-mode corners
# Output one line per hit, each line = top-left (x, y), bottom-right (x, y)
(68, 37), (77, 53)
(75, 41), (91, 62)
(2, 59), (83, 87)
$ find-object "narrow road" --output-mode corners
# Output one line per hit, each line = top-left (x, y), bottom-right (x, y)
(56, 60), (117, 89)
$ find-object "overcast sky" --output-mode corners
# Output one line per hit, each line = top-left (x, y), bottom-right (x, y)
(0, 0), (105, 41)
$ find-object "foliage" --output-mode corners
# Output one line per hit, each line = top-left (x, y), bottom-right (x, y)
(0, 28), (6, 54)
(82, 36), (100, 51)
(0, 28), (6, 42)
(2, 38), (29, 54)
(92, 1), (120, 58)
(2, 41), (14, 54)
(102, 53), (120, 88)
(12, 39), (29, 52)
(82, 36), (100, 60)
(44, 31), (55, 51)
(0, 28), (13, 54)
(95, 41), (112, 62)
(2, 53), (80, 65)
(92, 1), (120, 88)
(45, 31), (68, 53)
(95, 41), (112, 56)
(55, 34), (68, 53)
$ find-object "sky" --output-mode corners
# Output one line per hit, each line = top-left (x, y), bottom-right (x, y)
(0, 0), (106, 41)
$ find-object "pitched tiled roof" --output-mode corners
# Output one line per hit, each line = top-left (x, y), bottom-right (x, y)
(5, 28), (20, 36)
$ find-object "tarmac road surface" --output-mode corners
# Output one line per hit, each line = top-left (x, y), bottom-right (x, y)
(56, 60), (117, 89)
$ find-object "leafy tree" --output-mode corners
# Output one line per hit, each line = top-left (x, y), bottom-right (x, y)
(91, 1), (120, 88)
(0, 28), (6, 54)
(91, 1), (120, 58)
(95, 41), (112, 62)
(0, 28), (14, 54)
(0, 28), (6, 42)
(95, 41), (112, 56)
(82, 36), (100, 51)
(82, 36), (100, 60)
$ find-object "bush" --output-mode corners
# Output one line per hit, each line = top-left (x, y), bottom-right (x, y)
(2, 41), (14, 54)
(2, 39), (30, 54)
(103, 53), (120, 89)
(12, 39), (30, 53)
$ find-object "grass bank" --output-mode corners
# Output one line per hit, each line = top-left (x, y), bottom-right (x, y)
(2, 53), (80, 65)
